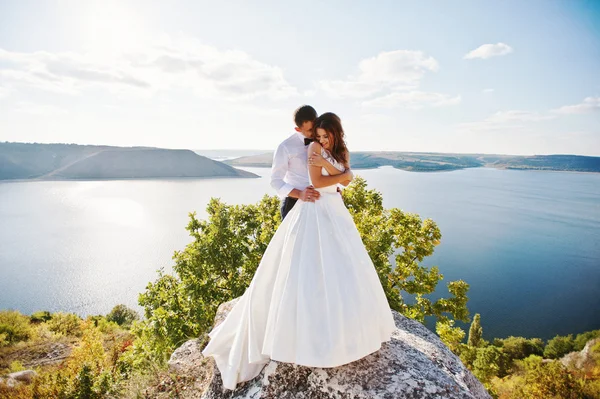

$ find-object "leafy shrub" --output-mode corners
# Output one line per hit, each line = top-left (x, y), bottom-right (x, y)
(544, 334), (575, 359)
(436, 319), (465, 353)
(30, 310), (52, 323)
(495, 336), (544, 363)
(105, 304), (139, 328)
(472, 345), (509, 382)
(0, 332), (8, 348)
(31, 320), (124, 398)
(86, 315), (121, 334)
(492, 355), (583, 399)
(0, 310), (34, 344)
(47, 311), (83, 337)
(9, 360), (25, 372)
(132, 178), (471, 370)
(574, 329), (600, 351)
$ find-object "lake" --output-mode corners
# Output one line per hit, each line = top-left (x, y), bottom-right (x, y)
(0, 166), (599, 340)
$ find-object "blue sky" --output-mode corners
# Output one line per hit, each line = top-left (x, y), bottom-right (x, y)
(0, 0), (599, 155)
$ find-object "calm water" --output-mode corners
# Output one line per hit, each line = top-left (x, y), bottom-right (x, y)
(0, 167), (599, 340)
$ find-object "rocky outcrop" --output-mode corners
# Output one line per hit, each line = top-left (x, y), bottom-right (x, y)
(169, 298), (491, 399)
(561, 337), (600, 370)
(7, 370), (36, 383)
(0, 370), (37, 388)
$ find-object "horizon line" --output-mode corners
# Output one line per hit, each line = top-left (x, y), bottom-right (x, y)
(2, 141), (600, 159)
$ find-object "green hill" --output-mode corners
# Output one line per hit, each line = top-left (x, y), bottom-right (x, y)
(0, 143), (257, 180)
(226, 151), (600, 173)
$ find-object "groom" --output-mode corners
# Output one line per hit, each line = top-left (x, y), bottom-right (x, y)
(271, 105), (321, 220)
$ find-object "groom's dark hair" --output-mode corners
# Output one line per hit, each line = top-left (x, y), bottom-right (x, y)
(293, 105), (317, 127)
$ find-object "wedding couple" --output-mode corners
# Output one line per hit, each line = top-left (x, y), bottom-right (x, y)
(201, 105), (396, 390)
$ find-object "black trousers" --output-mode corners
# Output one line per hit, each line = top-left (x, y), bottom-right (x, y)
(280, 197), (298, 220)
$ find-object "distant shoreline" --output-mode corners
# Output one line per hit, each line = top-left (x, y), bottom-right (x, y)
(237, 164), (600, 175)
(0, 174), (261, 184)
(226, 151), (600, 174)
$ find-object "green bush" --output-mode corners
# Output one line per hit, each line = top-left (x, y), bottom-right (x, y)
(29, 320), (126, 398)
(459, 343), (477, 369)
(0, 310), (34, 344)
(106, 304), (139, 328)
(495, 336), (544, 363)
(467, 313), (483, 348)
(95, 317), (121, 335)
(9, 360), (25, 372)
(436, 319), (465, 353)
(342, 178), (470, 324)
(132, 178), (470, 369)
(472, 345), (510, 382)
(0, 332), (7, 347)
(491, 355), (584, 398)
(30, 310), (52, 323)
(574, 329), (600, 351)
(544, 334), (575, 359)
(515, 355), (582, 398)
(47, 311), (83, 337)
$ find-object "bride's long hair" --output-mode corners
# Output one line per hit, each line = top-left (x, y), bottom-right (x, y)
(313, 112), (349, 167)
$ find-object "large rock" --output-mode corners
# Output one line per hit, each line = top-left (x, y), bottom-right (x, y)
(7, 369), (36, 384)
(169, 298), (491, 399)
(561, 337), (600, 370)
(0, 370), (37, 389)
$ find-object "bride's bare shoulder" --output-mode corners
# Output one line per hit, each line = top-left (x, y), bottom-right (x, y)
(307, 141), (323, 152)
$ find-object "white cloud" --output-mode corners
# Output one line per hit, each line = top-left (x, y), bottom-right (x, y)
(318, 50), (438, 99)
(12, 101), (69, 116)
(362, 91), (461, 109)
(0, 48), (148, 95)
(458, 110), (555, 131)
(0, 86), (10, 98)
(0, 34), (298, 101)
(488, 110), (554, 122)
(464, 43), (513, 60)
(482, 88), (494, 93)
(553, 97), (600, 114)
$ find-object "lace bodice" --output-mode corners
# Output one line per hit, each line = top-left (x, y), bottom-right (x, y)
(321, 148), (346, 174)
(309, 148), (346, 193)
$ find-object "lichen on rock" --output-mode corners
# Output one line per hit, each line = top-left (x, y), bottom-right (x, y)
(169, 298), (491, 399)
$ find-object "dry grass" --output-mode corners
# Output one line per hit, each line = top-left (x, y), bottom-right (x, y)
(118, 357), (215, 399)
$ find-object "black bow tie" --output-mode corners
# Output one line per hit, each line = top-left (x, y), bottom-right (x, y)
(304, 138), (314, 146)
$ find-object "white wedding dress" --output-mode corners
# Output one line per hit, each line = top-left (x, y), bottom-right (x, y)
(201, 148), (396, 390)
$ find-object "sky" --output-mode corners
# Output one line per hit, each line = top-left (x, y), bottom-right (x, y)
(0, 0), (599, 155)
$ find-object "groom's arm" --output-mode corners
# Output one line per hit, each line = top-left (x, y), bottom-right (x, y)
(270, 144), (295, 198)
(340, 155), (352, 187)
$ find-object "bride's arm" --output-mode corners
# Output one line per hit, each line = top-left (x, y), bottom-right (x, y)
(307, 142), (352, 189)
(308, 151), (343, 176)
(339, 173), (352, 186)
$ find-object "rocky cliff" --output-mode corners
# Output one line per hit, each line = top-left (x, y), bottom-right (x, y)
(168, 298), (491, 399)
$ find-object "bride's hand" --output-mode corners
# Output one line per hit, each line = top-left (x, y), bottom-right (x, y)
(344, 168), (354, 181)
(308, 152), (327, 167)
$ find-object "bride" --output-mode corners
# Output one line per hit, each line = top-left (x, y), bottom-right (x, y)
(201, 112), (396, 390)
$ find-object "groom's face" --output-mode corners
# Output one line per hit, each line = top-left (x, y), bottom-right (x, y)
(298, 121), (314, 138)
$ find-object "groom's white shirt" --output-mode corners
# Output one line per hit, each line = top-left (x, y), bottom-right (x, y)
(270, 132), (310, 199)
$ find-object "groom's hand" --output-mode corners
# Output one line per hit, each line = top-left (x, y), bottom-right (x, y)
(299, 186), (320, 202)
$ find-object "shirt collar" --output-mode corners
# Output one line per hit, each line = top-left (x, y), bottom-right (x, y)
(295, 132), (308, 142)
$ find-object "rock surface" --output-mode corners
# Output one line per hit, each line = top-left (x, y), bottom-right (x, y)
(560, 337), (600, 370)
(169, 298), (491, 399)
(7, 369), (37, 383)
